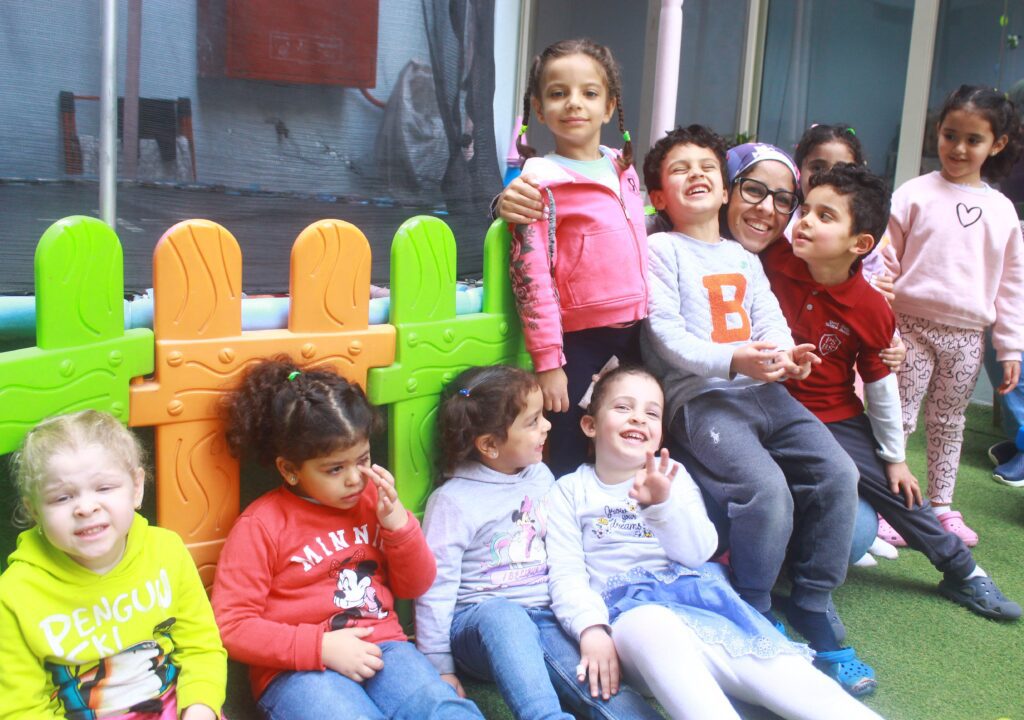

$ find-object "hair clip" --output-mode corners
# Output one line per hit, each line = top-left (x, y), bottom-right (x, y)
(287, 370), (301, 382)
(622, 130), (631, 143)
(518, 125), (528, 136)
(845, 127), (856, 135)
(458, 388), (471, 397)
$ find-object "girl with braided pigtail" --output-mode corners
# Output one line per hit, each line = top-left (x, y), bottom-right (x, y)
(499, 38), (649, 478)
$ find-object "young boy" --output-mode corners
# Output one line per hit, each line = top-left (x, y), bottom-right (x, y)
(640, 125), (874, 695)
(758, 162), (1021, 622)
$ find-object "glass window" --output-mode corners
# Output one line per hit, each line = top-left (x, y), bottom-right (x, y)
(758, 0), (914, 182)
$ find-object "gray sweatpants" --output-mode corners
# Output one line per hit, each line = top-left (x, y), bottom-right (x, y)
(669, 383), (859, 614)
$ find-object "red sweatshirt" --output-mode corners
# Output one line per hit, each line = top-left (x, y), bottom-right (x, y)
(211, 484), (436, 699)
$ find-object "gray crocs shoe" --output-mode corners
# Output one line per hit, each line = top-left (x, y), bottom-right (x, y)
(938, 575), (1022, 621)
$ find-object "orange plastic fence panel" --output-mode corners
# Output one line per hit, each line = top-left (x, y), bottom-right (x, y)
(129, 219), (395, 569)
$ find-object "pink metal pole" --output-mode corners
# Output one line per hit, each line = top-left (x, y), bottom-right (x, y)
(649, 0), (684, 146)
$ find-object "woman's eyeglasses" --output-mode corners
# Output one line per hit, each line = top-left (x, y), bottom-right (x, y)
(735, 177), (799, 215)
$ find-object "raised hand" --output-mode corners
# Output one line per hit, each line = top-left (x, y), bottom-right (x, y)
(361, 464), (408, 531)
(629, 449), (679, 508)
(321, 626), (384, 682)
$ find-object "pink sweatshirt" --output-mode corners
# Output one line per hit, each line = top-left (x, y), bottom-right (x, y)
(509, 149), (648, 372)
(883, 171), (1024, 360)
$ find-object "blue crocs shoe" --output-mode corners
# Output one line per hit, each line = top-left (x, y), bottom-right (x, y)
(993, 452), (1024, 488)
(813, 647), (877, 697)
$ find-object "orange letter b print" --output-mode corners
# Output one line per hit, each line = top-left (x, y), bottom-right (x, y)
(703, 273), (751, 343)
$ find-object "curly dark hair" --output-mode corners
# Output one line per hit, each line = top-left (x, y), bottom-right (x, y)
(516, 38), (633, 169)
(808, 162), (891, 255)
(642, 124), (729, 192)
(793, 124), (865, 169)
(220, 355), (379, 468)
(937, 84), (1023, 181)
(436, 365), (539, 480)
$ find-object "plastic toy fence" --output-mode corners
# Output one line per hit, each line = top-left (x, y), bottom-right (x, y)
(0, 215), (528, 587)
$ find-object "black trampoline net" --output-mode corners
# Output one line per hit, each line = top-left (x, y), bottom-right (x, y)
(0, 0), (503, 294)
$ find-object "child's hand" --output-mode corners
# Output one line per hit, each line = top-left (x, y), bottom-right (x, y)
(321, 626), (384, 682)
(538, 367), (570, 412)
(871, 274), (897, 304)
(362, 464), (408, 531)
(497, 174), (545, 225)
(785, 343), (821, 381)
(181, 704), (217, 720)
(441, 673), (467, 698)
(879, 334), (906, 370)
(884, 461), (922, 509)
(630, 449), (679, 508)
(998, 360), (1021, 395)
(730, 341), (788, 382)
(578, 625), (620, 700)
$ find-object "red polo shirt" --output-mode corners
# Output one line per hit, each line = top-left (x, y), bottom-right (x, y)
(762, 239), (896, 423)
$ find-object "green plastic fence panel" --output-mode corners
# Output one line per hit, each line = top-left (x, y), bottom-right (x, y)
(0, 216), (154, 454)
(368, 218), (529, 515)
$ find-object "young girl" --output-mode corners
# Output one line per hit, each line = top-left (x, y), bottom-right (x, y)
(883, 85), (1024, 544)
(545, 367), (885, 718)
(415, 365), (660, 720)
(497, 38), (649, 477)
(210, 357), (483, 720)
(0, 410), (227, 719)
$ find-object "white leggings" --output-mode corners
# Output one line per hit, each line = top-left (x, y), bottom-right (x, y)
(611, 605), (883, 720)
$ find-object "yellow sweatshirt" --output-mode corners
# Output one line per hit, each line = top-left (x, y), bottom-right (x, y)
(0, 514), (226, 719)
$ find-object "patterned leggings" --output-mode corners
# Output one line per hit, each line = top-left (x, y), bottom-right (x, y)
(897, 313), (984, 506)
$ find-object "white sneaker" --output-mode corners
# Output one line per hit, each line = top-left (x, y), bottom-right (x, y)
(853, 553), (878, 567)
(868, 536), (899, 560)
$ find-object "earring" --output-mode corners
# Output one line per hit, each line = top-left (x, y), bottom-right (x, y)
(289, 475), (298, 485)
(489, 451), (498, 459)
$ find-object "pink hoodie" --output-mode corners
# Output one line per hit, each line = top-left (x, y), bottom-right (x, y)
(509, 149), (649, 372)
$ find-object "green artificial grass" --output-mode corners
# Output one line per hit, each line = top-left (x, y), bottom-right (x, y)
(2, 404), (1022, 719)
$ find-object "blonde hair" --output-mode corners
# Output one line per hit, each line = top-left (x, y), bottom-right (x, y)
(9, 410), (146, 527)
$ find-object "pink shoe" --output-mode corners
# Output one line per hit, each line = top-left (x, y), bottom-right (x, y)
(876, 514), (907, 547)
(937, 511), (979, 547)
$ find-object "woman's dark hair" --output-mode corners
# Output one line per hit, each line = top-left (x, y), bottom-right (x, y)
(937, 84), (1023, 181)
(221, 355), (379, 468)
(793, 124), (865, 169)
(436, 365), (539, 479)
(517, 38), (633, 169)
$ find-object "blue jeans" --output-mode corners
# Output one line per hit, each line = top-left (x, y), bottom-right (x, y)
(257, 640), (484, 720)
(983, 330), (1024, 449)
(451, 598), (661, 720)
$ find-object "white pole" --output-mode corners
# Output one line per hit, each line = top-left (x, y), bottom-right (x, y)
(649, 0), (684, 146)
(99, 0), (118, 226)
(894, 0), (940, 188)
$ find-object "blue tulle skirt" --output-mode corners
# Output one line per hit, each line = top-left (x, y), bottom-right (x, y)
(604, 562), (810, 660)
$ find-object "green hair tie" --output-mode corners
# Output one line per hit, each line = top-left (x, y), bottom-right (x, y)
(622, 130), (631, 143)
(287, 370), (301, 382)
(518, 125), (528, 136)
